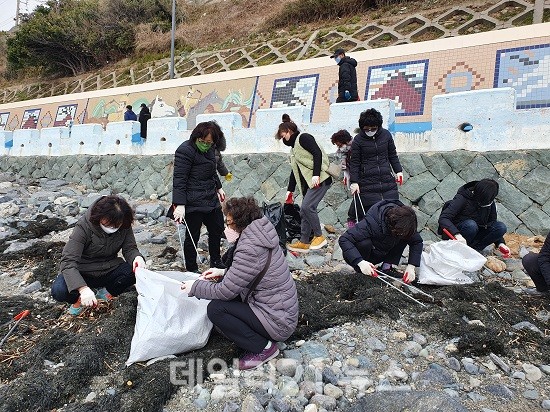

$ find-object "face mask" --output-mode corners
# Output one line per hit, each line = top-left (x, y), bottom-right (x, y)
(339, 145), (350, 153)
(365, 131), (377, 137)
(335, 57), (341, 64)
(196, 141), (211, 153)
(100, 224), (119, 234)
(224, 227), (240, 243)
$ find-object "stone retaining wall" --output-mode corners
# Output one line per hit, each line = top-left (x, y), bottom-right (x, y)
(2, 150), (550, 239)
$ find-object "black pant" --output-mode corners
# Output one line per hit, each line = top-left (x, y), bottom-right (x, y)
(184, 208), (224, 272)
(207, 299), (271, 354)
(353, 238), (407, 267)
(51, 262), (135, 304)
(522, 252), (549, 292)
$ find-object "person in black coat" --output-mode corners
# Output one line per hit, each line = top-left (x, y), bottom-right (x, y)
(438, 179), (509, 255)
(339, 200), (423, 284)
(349, 108), (404, 223)
(522, 233), (550, 295)
(138, 103), (151, 139)
(330, 48), (359, 103)
(171, 121), (226, 272)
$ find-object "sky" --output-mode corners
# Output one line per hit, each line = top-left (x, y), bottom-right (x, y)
(0, 0), (44, 32)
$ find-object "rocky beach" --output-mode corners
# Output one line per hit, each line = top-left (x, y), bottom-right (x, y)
(0, 173), (549, 412)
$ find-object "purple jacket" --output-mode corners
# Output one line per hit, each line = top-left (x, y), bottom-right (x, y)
(190, 216), (298, 342)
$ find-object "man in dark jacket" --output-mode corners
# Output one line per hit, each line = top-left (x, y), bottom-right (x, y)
(330, 48), (359, 103)
(124, 105), (137, 121)
(339, 200), (423, 284)
(522, 233), (550, 296)
(138, 103), (151, 139)
(438, 179), (509, 254)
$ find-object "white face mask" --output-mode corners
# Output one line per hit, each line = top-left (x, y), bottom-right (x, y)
(100, 224), (120, 234)
(224, 227), (240, 243)
(365, 131), (377, 137)
(335, 56), (341, 64)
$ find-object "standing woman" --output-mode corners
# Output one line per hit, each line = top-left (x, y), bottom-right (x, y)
(277, 114), (332, 253)
(171, 121), (226, 272)
(138, 103), (151, 139)
(51, 195), (146, 316)
(349, 108), (404, 222)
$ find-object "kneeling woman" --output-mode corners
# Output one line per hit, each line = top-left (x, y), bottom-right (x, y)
(51, 195), (146, 315)
(181, 197), (299, 370)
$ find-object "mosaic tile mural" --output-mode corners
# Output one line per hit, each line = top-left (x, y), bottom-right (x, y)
(54, 104), (78, 127)
(21, 109), (41, 129)
(494, 43), (550, 109)
(270, 74), (319, 122)
(366, 60), (429, 116)
(434, 62), (485, 93)
(0, 113), (9, 130)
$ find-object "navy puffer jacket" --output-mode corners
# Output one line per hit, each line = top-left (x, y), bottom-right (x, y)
(349, 128), (402, 206)
(172, 140), (222, 213)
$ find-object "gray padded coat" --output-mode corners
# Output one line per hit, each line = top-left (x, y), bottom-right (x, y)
(190, 216), (299, 342)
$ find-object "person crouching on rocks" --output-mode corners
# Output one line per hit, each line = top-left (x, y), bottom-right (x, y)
(181, 197), (298, 370)
(521, 232), (550, 296)
(277, 114), (332, 253)
(339, 199), (423, 284)
(51, 195), (146, 316)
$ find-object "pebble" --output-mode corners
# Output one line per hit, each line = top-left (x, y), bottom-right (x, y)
(523, 389), (539, 400)
(276, 358), (299, 377)
(542, 400), (550, 410)
(84, 392), (96, 402)
(512, 371), (526, 380)
(523, 363), (542, 381)
(323, 383), (343, 399)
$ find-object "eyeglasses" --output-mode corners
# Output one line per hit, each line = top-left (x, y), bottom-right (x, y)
(198, 137), (213, 145)
(363, 127), (378, 132)
(226, 218), (235, 226)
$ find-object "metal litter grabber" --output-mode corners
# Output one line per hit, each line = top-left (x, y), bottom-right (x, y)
(372, 272), (427, 307)
(0, 310), (30, 349)
(177, 217), (207, 267)
(353, 192), (366, 223)
(374, 268), (435, 302)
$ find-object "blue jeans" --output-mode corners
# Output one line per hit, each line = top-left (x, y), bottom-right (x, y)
(51, 262), (135, 304)
(456, 219), (507, 251)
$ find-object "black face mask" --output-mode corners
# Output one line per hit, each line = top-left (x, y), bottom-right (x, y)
(282, 138), (293, 147)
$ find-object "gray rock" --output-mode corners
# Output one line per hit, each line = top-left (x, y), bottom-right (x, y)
(542, 400), (550, 410)
(412, 333), (427, 346)
(150, 235), (168, 244)
(300, 381), (317, 399)
(459, 155), (497, 183)
(135, 202), (165, 219)
(523, 389), (539, 400)
(400, 172), (439, 203)
(323, 383), (343, 399)
(496, 203), (523, 233)
(299, 342), (329, 360)
(305, 254), (325, 267)
(483, 384), (514, 399)
(467, 392), (486, 402)
(512, 321), (543, 336)
(80, 194), (103, 208)
(420, 153), (452, 180)
(540, 365), (550, 375)
(106, 388), (116, 396)
(523, 363), (543, 381)
(309, 394), (337, 411)
(415, 363), (457, 389)
(346, 391), (469, 412)
(435, 172), (466, 204)
(241, 394), (264, 412)
(519, 206), (550, 236)
(496, 178), (532, 215)
(287, 255), (306, 271)
(134, 230), (153, 244)
(194, 398), (208, 409)
(22, 280), (41, 294)
(276, 358), (299, 377)
(322, 367), (338, 385)
(222, 401), (240, 412)
(400, 154), (427, 177)
(418, 190), (444, 216)
(401, 341), (422, 358)
(504, 258), (524, 272)
(278, 377), (299, 397)
(462, 361), (479, 375)
(0, 195), (13, 204)
(271, 397), (292, 412)
(512, 371), (525, 380)
(517, 165), (550, 205)
(283, 349), (303, 363)
(446, 357), (461, 372)
(365, 337), (386, 352)
(489, 353), (510, 374)
(84, 391), (96, 403)
(3, 239), (40, 254)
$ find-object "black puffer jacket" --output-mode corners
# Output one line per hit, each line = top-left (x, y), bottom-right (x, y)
(537, 233), (550, 286)
(438, 181), (498, 237)
(349, 128), (402, 206)
(338, 56), (358, 100)
(172, 140), (222, 213)
(339, 200), (423, 267)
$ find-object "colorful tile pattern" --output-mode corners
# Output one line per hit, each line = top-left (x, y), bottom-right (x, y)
(21, 109), (41, 129)
(494, 43), (550, 109)
(270, 74), (319, 122)
(0, 113), (9, 131)
(366, 60), (429, 116)
(54, 104), (78, 127)
(434, 62), (485, 93)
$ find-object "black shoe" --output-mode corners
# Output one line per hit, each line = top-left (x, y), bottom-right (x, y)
(186, 265), (199, 273)
(211, 259), (225, 269)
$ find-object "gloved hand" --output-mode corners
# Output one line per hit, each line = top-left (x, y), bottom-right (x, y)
(403, 264), (416, 284)
(173, 205), (185, 223)
(201, 267), (225, 282)
(180, 279), (196, 294)
(342, 177), (348, 186)
(79, 286), (97, 307)
(285, 191), (294, 204)
(133, 256), (146, 272)
(395, 172), (403, 186)
(217, 188), (226, 202)
(455, 234), (467, 245)
(224, 172), (233, 182)
(350, 183), (360, 195)
(357, 260), (376, 277)
(344, 90), (351, 101)
(311, 176), (320, 188)
(498, 243), (511, 258)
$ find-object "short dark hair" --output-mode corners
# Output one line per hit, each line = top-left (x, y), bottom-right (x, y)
(276, 114), (298, 139)
(385, 205), (418, 239)
(89, 195), (134, 229)
(359, 108), (383, 129)
(190, 121), (223, 144)
(223, 197), (263, 232)
(331, 129), (352, 145)
(474, 179), (499, 205)
(126, 105), (132, 110)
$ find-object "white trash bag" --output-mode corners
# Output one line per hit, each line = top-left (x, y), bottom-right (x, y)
(126, 268), (213, 366)
(418, 241), (487, 285)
